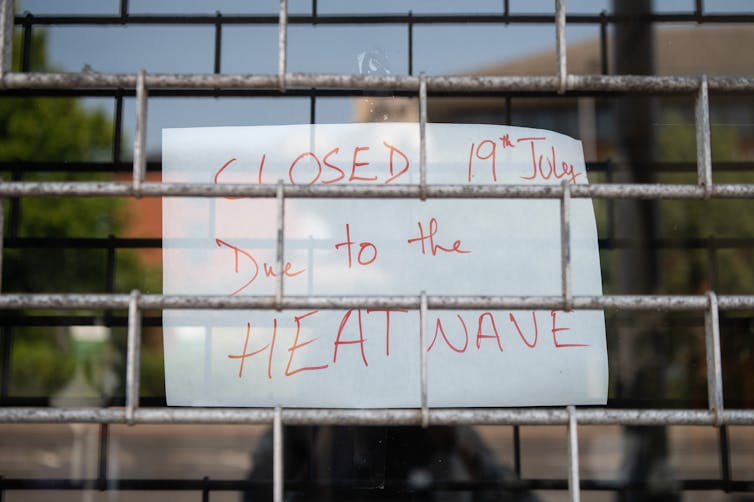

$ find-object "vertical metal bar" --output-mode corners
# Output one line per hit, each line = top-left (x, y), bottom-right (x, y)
(599, 11), (608, 75)
(555, 0), (567, 94)
(20, 15), (31, 72)
(419, 73), (427, 201)
(513, 425), (521, 477)
(407, 11), (413, 76)
(96, 423), (108, 491)
(275, 180), (285, 310)
(606, 161), (615, 246)
(719, 425), (731, 490)
(567, 405), (581, 502)
(0, 194), (3, 291)
(0, 190), (5, 402)
(273, 406), (283, 502)
(419, 291), (428, 428)
(113, 92), (124, 164)
(705, 290), (723, 426)
(707, 235), (718, 293)
(0, 327), (10, 403)
(311, 0), (317, 21)
(214, 12), (222, 75)
(560, 180), (573, 310)
(8, 168), (18, 239)
(120, 0), (129, 19)
(277, 0), (288, 92)
(125, 289), (142, 425)
(696, 75), (712, 197)
(503, 0), (510, 23)
(104, 235), (116, 328)
(132, 69), (147, 195)
(309, 92), (316, 124)
(0, 0), (14, 76)
(202, 476), (210, 502)
(695, 0), (704, 21)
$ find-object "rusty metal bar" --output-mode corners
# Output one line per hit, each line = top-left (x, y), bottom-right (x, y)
(419, 291), (428, 428)
(0, 0), (13, 76)
(1, 293), (754, 311)
(567, 405), (581, 502)
(2, 72), (753, 93)
(419, 73), (427, 201)
(560, 180), (573, 310)
(705, 291), (724, 425)
(275, 180), (285, 310)
(125, 289), (142, 425)
(696, 75), (712, 196)
(2, 181), (754, 199)
(132, 69), (147, 193)
(277, 0), (287, 91)
(555, 0), (567, 94)
(273, 406), (283, 502)
(1, 407), (754, 425)
(0, 195), (3, 292)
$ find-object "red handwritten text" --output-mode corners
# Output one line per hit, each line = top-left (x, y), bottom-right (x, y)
(216, 238), (305, 295)
(518, 137), (582, 184)
(407, 217), (471, 256)
(335, 223), (378, 268)
(229, 310), (588, 380)
(227, 321), (277, 379)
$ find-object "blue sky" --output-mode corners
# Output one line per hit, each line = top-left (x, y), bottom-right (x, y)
(17, 0), (754, 155)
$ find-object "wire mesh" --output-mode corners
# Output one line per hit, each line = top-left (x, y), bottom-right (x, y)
(1, 0), (754, 500)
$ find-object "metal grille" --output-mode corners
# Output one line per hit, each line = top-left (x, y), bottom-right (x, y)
(1, 0), (754, 500)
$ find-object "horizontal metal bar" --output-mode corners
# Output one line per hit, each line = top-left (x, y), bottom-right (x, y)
(8, 311), (753, 329)
(3, 72), (754, 93)
(0, 314), (163, 327)
(1, 182), (754, 199)
(12, 12), (754, 26)
(7, 236), (754, 251)
(3, 477), (753, 492)
(0, 160), (162, 172)
(3, 160), (753, 174)
(5, 237), (162, 248)
(1, 407), (753, 425)
(4, 86), (754, 100)
(1, 293), (753, 311)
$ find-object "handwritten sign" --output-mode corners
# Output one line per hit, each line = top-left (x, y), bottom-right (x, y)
(162, 123), (607, 408)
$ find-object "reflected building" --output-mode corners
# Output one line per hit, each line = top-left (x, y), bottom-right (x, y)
(355, 25), (754, 164)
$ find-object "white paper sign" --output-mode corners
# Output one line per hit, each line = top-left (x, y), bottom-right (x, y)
(162, 123), (607, 408)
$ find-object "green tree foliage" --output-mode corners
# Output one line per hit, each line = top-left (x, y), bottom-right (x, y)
(1, 30), (118, 294)
(655, 107), (754, 407)
(657, 108), (754, 295)
(1, 31), (162, 398)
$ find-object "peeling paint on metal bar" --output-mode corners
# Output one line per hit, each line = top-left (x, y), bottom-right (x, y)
(2, 72), (754, 92)
(1, 293), (753, 311)
(1, 182), (754, 199)
(1, 407), (753, 425)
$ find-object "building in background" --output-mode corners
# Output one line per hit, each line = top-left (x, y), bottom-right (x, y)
(356, 25), (754, 163)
